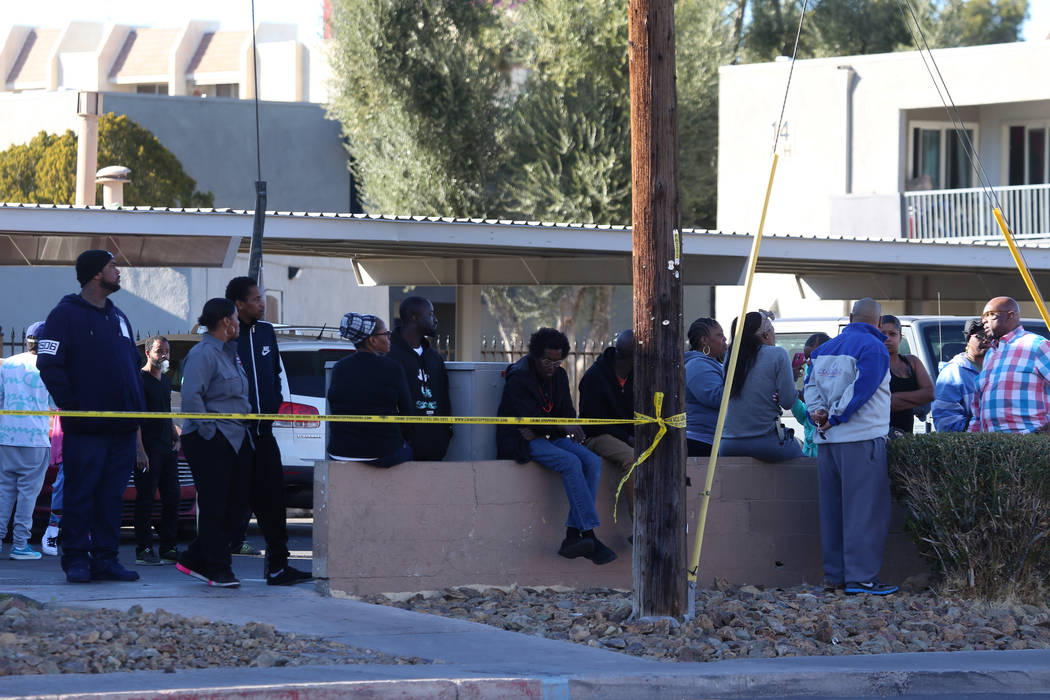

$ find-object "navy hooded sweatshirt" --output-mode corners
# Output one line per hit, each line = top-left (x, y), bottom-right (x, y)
(36, 293), (145, 434)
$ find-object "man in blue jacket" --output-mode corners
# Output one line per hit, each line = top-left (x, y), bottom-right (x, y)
(225, 276), (310, 586)
(932, 318), (987, 432)
(37, 250), (148, 583)
(804, 298), (896, 596)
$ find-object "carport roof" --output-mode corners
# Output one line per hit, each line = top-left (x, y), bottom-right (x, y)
(0, 202), (1046, 300)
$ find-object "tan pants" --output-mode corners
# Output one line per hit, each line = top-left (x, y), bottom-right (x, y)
(584, 433), (635, 521)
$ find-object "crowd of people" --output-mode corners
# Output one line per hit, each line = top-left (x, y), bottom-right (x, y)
(0, 251), (310, 587)
(2, 249), (1047, 598)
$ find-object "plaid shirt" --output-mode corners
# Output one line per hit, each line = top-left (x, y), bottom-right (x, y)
(969, 325), (1050, 433)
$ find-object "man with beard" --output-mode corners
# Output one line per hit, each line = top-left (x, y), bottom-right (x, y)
(37, 250), (148, 583)
(386, 297), (452, 460)
(225, 276), (311, 586)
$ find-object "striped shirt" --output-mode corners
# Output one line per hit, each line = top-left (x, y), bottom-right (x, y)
(969, 325), (1050, 433)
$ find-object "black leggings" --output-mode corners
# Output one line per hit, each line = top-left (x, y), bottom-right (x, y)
(687, 439), (712, 457)
(182, 432), (251, 575)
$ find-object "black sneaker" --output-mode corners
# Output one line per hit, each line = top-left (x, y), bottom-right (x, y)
(135, 546), (162, 566)
(557, 530), (595, 559)
(230, 542), (262, 556)
(822, 579), (845, 592)
(209, 569), (241, 588)
(159, 547), (179, 565)
(176, 557), (240, 587)
(91, 561), (140, 582)
(266, 564), (313, 586)
(845, 580), (898, 596)
(583, 533), (618, 566)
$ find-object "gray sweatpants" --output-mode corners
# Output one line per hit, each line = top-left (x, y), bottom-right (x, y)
(816, 437), (890, 584)
(0, 445), (50, 548)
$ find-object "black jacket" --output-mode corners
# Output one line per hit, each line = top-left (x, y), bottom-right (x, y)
(37, 293), (144, 434)
(496, 356), (576, 463)
(327, 352), (413, 459)
(386, 328), (452, 460)
(578, 346), (634, 443)
(236, 319), (283, 436)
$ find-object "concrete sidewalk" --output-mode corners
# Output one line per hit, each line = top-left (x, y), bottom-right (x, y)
(3, 569), (1050, 698)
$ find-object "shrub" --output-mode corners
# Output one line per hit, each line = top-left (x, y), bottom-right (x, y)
(888, 433), (1050, 600)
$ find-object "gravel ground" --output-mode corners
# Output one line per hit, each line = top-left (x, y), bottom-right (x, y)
(360, 580), (1050, 662)
(0, 594), (427, 676)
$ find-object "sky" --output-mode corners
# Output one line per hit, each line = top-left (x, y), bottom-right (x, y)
(0, 0), (1046, 42)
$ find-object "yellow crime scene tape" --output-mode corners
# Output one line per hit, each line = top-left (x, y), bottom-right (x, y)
(0, 395), (685, 501)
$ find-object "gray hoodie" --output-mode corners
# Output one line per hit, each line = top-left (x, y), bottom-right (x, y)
(724, 344), (797, 439)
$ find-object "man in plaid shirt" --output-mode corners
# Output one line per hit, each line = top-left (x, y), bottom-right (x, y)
(969, 296), (1050, 433)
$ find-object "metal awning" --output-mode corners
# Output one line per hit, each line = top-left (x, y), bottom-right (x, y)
(1, 203), (1048, 300)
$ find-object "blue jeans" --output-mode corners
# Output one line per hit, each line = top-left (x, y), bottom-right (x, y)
(529, 437), (602, 532)
(50, 461), (64, 513)
(60, 432), (136, 573)
(720, 429), (803, 462)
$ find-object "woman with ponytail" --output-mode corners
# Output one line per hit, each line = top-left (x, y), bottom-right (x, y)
(720, 311), (803, 461)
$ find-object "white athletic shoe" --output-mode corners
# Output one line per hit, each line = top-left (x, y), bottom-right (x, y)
(41, 524), (59, 556)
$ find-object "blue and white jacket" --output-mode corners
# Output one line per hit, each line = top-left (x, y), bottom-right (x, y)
(932, 352), (979, 432)
(803, 322), (890, 443)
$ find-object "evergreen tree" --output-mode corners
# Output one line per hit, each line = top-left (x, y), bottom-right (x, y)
(0, 114), (213, 207)
(326, 0), (509, 216)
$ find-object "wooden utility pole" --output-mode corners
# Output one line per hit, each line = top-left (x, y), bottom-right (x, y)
(628, 0), (686, 618)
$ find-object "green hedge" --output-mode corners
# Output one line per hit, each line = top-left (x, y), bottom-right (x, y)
(888, 433), (1050, 600)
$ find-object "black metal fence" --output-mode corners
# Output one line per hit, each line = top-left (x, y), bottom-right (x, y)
(1, 326), (180, 358)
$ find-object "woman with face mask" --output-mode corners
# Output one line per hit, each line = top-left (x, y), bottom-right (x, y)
(134, 336), (180, 567)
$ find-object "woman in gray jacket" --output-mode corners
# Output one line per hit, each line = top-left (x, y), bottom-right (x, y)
(720, 311), (803, 461)
(175, 298), (253, 588)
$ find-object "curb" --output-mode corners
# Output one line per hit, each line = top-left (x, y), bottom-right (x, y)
(9, 662), (1050, 700)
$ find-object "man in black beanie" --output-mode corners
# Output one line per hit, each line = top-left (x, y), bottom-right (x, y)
(37, 250), (148, 583)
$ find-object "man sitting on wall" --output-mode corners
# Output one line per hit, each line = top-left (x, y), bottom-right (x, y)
(386, 297), (453, 460)
(496, 328), (617, 565)
(578, 330), (636, 521)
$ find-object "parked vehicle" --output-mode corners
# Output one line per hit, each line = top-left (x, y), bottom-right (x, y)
(140, 326), (355, 508)
(773, 315), (1050, 435)
(33, 460), (197, 537)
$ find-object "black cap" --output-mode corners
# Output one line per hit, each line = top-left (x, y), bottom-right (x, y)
(963, 317), (985, 340)
(76, 250), (114, 286)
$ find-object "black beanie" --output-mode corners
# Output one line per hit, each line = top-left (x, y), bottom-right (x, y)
(76, 250), (114, 286)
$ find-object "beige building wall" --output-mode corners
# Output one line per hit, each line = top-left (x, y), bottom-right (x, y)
(718, 40), (1050, 238)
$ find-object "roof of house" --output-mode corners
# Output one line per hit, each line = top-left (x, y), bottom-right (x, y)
(109, 29), (180, 81)
(5, 28), (61, 88)
(186, 31), (247, 77)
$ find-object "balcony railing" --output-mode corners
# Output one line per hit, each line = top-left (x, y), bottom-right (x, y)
(904, 183), (1050, 240)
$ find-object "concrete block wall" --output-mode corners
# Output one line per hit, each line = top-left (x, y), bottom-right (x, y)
(314, 456), (928, 596)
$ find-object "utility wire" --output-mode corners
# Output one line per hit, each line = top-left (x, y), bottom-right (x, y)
(893, 0), (1007, 226)
(771, 0), (810, 157)
(250, 0), (262, 182)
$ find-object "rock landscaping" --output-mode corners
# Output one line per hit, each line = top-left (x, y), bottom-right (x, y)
(361, 579), (1050, 662)
(0, 594), (426, 676)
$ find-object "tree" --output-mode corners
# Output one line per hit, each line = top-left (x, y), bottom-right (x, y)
(924, 0), (1028, 47)
(0, 114), (214, 207)
(326, 0), (509, 216)
(737, 0), (1028, 62)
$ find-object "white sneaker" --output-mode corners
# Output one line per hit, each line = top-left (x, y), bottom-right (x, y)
(41, 524), (59, 556)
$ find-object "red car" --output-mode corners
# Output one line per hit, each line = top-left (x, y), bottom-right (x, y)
(33, 456), (197, 538)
